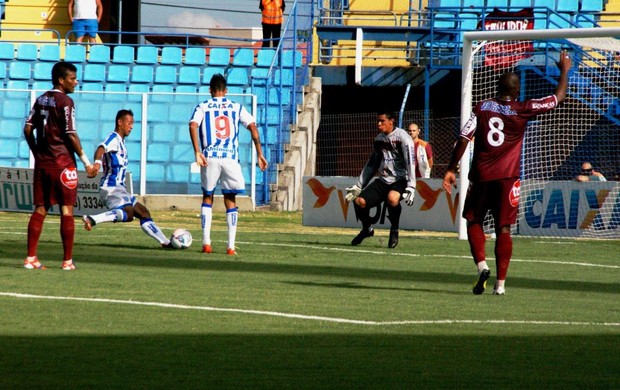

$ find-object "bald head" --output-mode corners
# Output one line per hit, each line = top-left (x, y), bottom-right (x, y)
(497, 72), (520, 100)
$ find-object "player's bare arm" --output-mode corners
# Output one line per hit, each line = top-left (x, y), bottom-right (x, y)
(23, 123), (36, 152)
(442, 138), (470, 194)
(88, 145), (105, 178)
(189, 121), (207, 167)
(555, 51), (572, 103)
(67, 132), (96, 176)
(248, 123), (268, 171)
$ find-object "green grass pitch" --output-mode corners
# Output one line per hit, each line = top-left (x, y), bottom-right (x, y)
(0, 210), (618, 389)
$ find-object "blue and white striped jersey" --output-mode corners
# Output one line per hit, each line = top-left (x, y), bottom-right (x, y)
(189, 96), (255, 160)
(98, 131), (129, 189)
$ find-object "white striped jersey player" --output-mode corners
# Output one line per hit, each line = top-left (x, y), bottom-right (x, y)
(190, 96), (255, 195)
(98, 131), (134, 208)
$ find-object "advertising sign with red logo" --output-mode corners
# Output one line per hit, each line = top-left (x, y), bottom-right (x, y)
(479, 8), (534, 68)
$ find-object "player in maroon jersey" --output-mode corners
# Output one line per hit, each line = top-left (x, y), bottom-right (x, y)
(23, 61), (97, 270)
(443, 51), (571, 295)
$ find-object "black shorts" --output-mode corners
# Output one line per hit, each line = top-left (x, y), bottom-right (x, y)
(359, 179), (407, 208)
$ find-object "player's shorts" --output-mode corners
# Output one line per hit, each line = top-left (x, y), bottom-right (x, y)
(100, 185), (136, 210)
(72, 19), (98, 38)
(359, 179), (407, 208)
(201, 158), (246, 196)
(463, 178), (520, 227)
(33, 166), (78, 208)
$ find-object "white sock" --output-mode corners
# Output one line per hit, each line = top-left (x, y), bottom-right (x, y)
(226, 207), (238, 250)
(140, 219), (169, 245)
(201, 203), (212, 246)
(91, 209), (124, 225)
(496, 279), (505, 290)
(477, 260), (489, 272)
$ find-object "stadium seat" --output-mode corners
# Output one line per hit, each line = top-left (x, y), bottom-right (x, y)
(462, 0), (484, 7)
(39, 45), (61, 62)
(147, 103), (168, 122)
(166, 164), (190, 183)
(32, 81), (52, 92)
(64, 45), (86, 63)
(136, 45), (159, 64)
(175, 85), (198, 102)
(0, 139), (19, 159)
(282, 50), (303, 68)
(147, 143), (170, 162)
(80, 83), (104, 102)
(250, 68), (269, 85)
(33, 62), (54, 80)
(232, 48), (255, 67)
(150, 123), (172, 142)
(198, 85), (211, 98)
(184, 47), (206, 66)
(154, 66), (177, 84)
(151, 84), (174, 102)
(509, 0), (532, 9)
(256, 49), (277, 67)
(437, 0), (460, 7)
(19, 140), (31, 159)
(128, 83), (150, 101)
(0, 62), (6, 79)
(549, 13), (571, 28)
(580, 0), (603, 12)
(88, 45), (110, 63)
(172, 144), (194, 161)
(83, 63), (106, 82)
(16, 43), (38, 61)
(202, 67), (226, 84)
(227, 68), (249, 86)
(533, 0), (555, 12)
(107, 65), (130, 83)
(275, 68), (294, 86)
(2, 119), (23, 138)
(112, 45), (135, 64)
(146, 163), (166, 182)
(269, 87), (292, 105)
(168, 103), (189, 124)
(459, 13), (479, 31)
(8, 62), (31, 80)
(227, 86), (245, 95)
(208, 48), (231, 66)
(433, 13), (456, 29)
(178, 66), (201, 84)
(104, 83), (127, 101)
(2, 100), (28, 119)
(486, 0), (508, 8)
(131, 65), (154, 83)
(556, 0), (578, 12)
(6, 80), (29, 98)
(77, 121), (100, 143)
(161, 46), (182, 65)
(0, 42), (14, 60)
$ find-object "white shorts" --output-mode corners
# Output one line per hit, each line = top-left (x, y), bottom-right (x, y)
(100, 186), (137, 209)
(201, 158), (246, 196)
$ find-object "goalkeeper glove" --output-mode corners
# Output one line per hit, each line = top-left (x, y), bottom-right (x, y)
(345, 185), (362, 202)
(403, 186), (415, 206)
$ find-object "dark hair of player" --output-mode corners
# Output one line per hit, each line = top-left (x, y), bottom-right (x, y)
(116, 109), (134, 123)
(376, 109), (396, 121)
(51, 61), (77, 87)
(210, 73), (227, 92)
(497, 72), (520, 99)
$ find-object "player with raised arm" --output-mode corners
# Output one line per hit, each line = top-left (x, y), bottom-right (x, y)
(82, 109), (172, 248)
(23, 61), (96, 270)
(189, 73), (268, 255)
(443, 51), (571, 295)
(345, 110), (416, 249)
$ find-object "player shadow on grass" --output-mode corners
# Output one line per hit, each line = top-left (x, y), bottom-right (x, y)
(281, 280), (466, 295)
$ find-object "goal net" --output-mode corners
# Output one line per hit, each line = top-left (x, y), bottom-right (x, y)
(460, 28), (620, 239)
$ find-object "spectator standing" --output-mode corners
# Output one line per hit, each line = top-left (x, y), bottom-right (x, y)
(260, 0), (285, 48)
(575, 162), (606, 182)
(81, 110), (173, 248)
(408, 122), (434, 178)
(23, 61), (96, 270)
(189, 74), (268, 255)
(443, 51), (571, 295)
(345, 111), (416, 249)
(68, 0), (103, 44)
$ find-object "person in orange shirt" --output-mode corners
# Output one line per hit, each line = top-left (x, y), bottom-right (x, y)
(260, 0), (285, 48)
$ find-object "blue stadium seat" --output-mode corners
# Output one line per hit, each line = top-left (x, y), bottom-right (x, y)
(282, 50), (303, 67)
(556, 0), (578, 12)
(184, 47), (206, 66)
(112, 45), (134, 64)
(16, 43), (38, 61)
(2, 120), (23, 138)
(104, 83), (127, 101)
(147, 103), (168, 122)
(202, 67), (226, 84)
(107, 65), (130, 83)
(275, 68), (294, 86)
(146, 164), (165, 182)
(83, 63), (106, 82)
(33, 62), (54, 80)
(80, 82), (104, 100)
(0, 42), (14, 60)
(178, 66), (201, 84)
(161, 47), (182, 65)
(269, 87), (291, 105)
(6, 80), (29, 98)
(208, 48), (230, 66)
(99, 102), (121, 121)
(0, 62), (6, 79)
(487, 0), (508, 8)
(128, 83), (150, 101)
(147, 143), (170, 162)
(433, 13), (456, 29)
(227, 86), (245, 95)
(19, 140), (32, 159)
(575, 17), (595, 28)
(227, 68), (249, 86)
(149, 123), (171, 142)
(198, 85), (211, 98)
(168, 103), (189, 124)
(232, 48), (255, 67)
(172, 144), (194, 161)
(78, 121), (101, 143)
(549, 13), (571, 28)
(151, 84), (174, 102)
(131, 65), (154, 83)
(437, 0), (460, 7)
(459, 13), (479, 31)
(2, 100), (28, 119)
(166, 164), (190, 183)
(154, 66), (177, 84)
(9, 62), (31, 80)
(533, 0), (555, 11)
(136, 45), (159, 64)
(256, 49), (277, 67)
(0, 139), (19, 159)
(32, 80), (52, 92)
(250, 68), (269, 85)
(175, 85), (197, 102)
(509, 0), (532, 9)
(88, 45), (110, 63)
(64, 45), (86, 63)
(462, 0), (483, 7)
(39, 45), (61, 62)
(580, 0), (603, 12)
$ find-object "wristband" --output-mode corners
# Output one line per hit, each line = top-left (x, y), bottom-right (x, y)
(79, 153), (92, 167)
(94, 159), (102, 165)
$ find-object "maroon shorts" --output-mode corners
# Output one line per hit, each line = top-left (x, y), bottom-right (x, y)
(33, 166), (78, 208)
(463, 178), (520, 227)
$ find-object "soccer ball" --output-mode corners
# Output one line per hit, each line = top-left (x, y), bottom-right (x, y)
(170, 228), (192, 249)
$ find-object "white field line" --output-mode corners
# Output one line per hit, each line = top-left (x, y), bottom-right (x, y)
(1, 292), (618, 327)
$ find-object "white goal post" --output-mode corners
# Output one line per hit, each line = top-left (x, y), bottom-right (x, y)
(459, 28), (620, 240)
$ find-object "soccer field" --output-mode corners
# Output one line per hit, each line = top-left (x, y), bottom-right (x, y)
(0, 210), (618, 389)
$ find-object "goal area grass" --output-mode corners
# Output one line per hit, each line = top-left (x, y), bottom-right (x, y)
(0, 210), (618, 388)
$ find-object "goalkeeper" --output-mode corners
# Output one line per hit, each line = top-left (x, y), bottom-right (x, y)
(345, 110), (416, 249)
